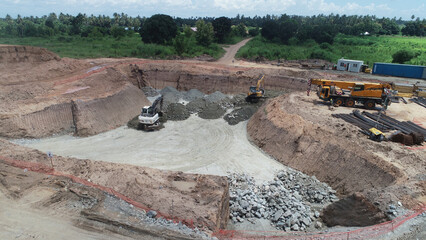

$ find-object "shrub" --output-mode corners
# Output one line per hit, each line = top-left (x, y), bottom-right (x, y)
(248, 27), (260, 37)
(392, 50), (415, 64)
(309, 49), (333, 61)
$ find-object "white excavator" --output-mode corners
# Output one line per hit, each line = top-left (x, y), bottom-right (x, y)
(138, 95), (163, 130)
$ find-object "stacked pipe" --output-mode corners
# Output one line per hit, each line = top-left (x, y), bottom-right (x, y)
(410, 97), (426, 108)
(333, 110), (425, 145)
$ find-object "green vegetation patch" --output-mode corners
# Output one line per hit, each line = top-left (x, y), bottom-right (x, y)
(237, 35), (426, 66)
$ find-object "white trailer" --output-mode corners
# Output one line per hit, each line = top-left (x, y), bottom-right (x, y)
(337, 59), (364, 73)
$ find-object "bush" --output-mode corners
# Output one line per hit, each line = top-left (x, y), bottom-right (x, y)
(319, 42), (332, 50)
(111, 25), (126, 39)
(392, 50), (415, 64)
(248, 27), (260, 37)
(309, 49), (333, 61)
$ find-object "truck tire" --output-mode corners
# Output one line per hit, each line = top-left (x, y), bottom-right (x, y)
(364, 100), (376, 109)
(345, 98), (355, 107)
(335, 98), (344, 106)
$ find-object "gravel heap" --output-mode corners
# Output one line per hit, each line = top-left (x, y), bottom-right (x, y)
(104, 194), (212, 239)
(198, 103), (226, 119)
(224, 106), (258, 125)
(166, 103), (190, 121)
(149, 87), (267, 122)
(141, 86), (160, 97)
(228, 170), (338, 231)
(183, 89), (205, 101)
(186, 98), (207, 114)
(204, 91), (228, 103)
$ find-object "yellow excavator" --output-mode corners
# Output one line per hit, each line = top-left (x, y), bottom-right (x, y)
(308, 78), (392, 109)
(246, 75), (265, 103)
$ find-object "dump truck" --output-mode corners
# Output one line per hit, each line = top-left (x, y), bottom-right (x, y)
(246, 75), (265, 103)
(138, 95), (163, 130)
(308, 79), (392, 109)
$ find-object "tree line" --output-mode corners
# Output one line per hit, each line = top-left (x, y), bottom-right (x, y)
(260, 14), (425, 45)
(0, 13), (424, 57)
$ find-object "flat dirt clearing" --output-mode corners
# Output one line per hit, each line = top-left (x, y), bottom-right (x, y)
(0, 190), (131, 240)
(15, 116), (286, 183)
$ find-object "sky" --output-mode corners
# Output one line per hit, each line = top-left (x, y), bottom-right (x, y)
(0, 0), (424, 20)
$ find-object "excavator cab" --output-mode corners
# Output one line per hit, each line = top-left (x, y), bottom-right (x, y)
(141, 106), (155, 117)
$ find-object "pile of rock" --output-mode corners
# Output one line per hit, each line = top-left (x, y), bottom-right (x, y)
(158, 87), (232, 120)
(228, 170), (338, 231)
(139, 86), (265, 124)
(104, 194), (212, 239)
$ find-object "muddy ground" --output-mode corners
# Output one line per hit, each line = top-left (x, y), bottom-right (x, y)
(0, 44), (425, 239)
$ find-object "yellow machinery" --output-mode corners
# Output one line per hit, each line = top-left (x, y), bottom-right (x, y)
(308, 79), (392, 109)
(361, 64), (372, 73)
(368, 128), (385, 142)
(246, 75), (265, 103)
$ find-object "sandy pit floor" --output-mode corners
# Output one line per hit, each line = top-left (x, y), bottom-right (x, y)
(14, 116), (286, 184)
(0, 190), (132, 240)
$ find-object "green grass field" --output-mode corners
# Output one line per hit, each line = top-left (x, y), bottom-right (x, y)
(0, 33), (225, 59)
(236, 35), (426, 67)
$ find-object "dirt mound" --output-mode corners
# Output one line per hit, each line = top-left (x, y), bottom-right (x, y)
(72, 84), (149, 136)
(160, 86), (182, 97)
(198, 103), (226, 119)
(247, 95), (403, 197)
(321, 193), (388, 227)
(166, 103), (190, 121)
(186, 98), (208, 113)
(141, 86), (159, 97)
(0, 45), (60, 64)
(0, 139), (230, 232)
(183, 89), (205, 101)
(224, 105), (258, 125)
(205, 91), (228, 103)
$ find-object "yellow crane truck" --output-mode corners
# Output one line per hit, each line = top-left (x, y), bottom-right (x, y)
(308, 78), (392, 109)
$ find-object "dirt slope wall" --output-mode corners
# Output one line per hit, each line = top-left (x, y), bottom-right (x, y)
(0, 84), (149, 138)
(0, 102), (74, 138)
(0, 139), (229, 231)
(141, 71), (307, 93)
(0, 45), (60, 64)
(72, 84), (149, 137)
(247, 96), (402, 195)
(120, 62), (309, 94)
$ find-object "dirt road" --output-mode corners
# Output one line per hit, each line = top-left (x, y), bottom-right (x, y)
(217, 38), (252, 65)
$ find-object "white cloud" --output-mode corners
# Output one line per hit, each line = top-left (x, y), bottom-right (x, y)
(303, 0), (391, 16)
(213, 0), (296, 12)
(62, 0), (192, 7)
(1, 0), (421, 19)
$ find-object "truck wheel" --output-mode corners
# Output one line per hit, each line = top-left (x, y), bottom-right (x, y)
(364, 100), (376, 109)
(335, 98), (344, 106)
(345, 99), (355, 107)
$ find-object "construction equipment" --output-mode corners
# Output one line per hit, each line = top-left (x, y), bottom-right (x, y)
(246, 75), (265, 103)
(138, 95), (163, 130)
(361, 64), (372, 73)
(308, 79), (392, 109)
(367, 127), (385, 142)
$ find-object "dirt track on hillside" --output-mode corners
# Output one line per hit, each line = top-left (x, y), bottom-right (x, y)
(217, 38), (252, 64)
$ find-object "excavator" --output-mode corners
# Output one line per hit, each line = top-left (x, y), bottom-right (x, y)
(308, 78), (392, 109)
(138, 95), (163, 130)
(246, 75), (265, 103)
